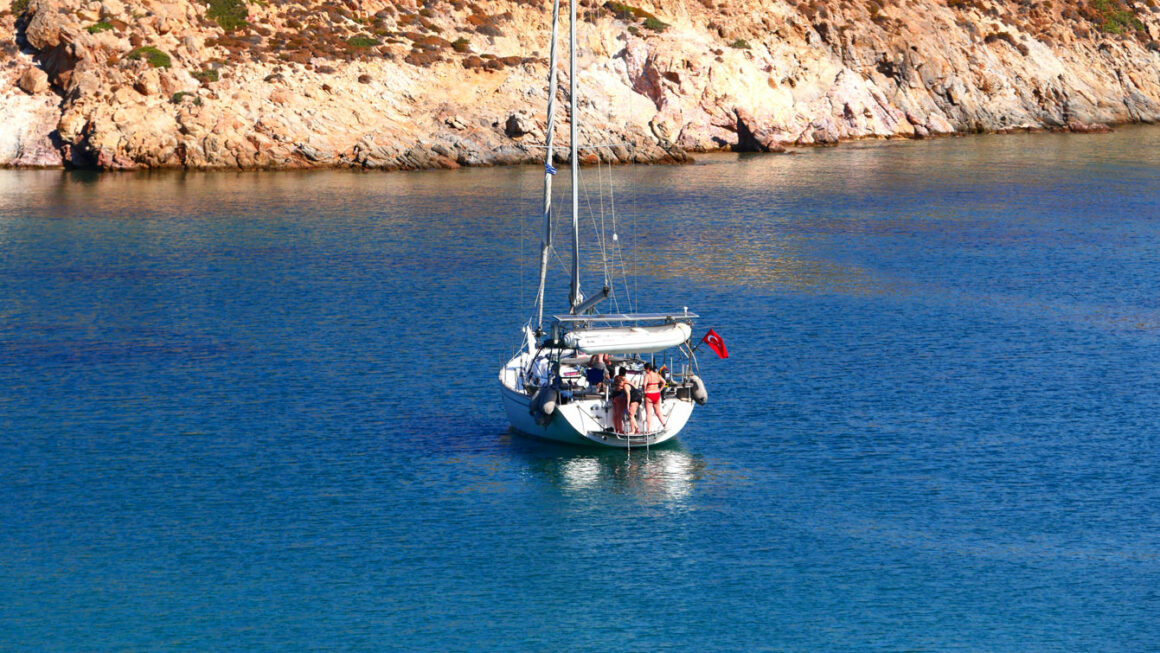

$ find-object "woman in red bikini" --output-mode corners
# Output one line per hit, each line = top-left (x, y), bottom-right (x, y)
(641, 362), (666, 432)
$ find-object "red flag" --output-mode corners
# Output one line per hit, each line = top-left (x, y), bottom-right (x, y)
(702, 329), (728, 359)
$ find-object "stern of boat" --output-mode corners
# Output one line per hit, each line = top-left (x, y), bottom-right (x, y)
(499, 368), (694, 449)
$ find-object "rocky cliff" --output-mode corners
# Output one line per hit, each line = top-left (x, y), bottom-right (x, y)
(2, 0), (1159, 169)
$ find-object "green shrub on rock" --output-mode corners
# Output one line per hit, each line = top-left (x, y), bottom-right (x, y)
(204, 0), (247, 31)
(86, 21), (114, 33)
(1093, 0), (1144, 33)
(192, 68), (219, 83)
(127, 46), (172, 68)
(644, 17), (668, 31)
(347, 36), (381, 48)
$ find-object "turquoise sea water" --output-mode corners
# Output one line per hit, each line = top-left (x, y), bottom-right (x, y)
(2, 129), (1159, 650)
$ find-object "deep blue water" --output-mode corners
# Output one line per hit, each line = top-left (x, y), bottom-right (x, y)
(2, 129), (1159, 650)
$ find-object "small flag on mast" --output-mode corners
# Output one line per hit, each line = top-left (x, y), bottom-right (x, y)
(545, 162), (558, 175)
(702, 329), (729, 359)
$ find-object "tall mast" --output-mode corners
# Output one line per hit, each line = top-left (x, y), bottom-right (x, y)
(533, 0), (562, 330)
(567, 0), (581, 313)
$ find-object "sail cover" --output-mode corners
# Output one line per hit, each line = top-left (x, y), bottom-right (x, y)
(563, 323), (692, 354)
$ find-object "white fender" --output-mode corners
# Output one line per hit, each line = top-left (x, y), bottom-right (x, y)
(540, 388), (558, 415)
(688, 375), (708, 405)
(530, 387), (558, 425)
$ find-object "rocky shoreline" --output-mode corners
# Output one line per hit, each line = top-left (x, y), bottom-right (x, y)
(1, 0), (1158, 170)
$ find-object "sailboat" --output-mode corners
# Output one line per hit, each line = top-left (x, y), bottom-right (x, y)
(496, 0), (708, 448)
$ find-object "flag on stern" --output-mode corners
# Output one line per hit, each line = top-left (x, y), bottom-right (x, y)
(702, 329), (729, 359)
(545, 162), (558, 175)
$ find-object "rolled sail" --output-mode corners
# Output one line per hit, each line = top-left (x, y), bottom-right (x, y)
(563, 323), (692, 354)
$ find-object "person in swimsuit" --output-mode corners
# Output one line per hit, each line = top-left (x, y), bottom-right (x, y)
(642, 362), (667, 431)
(610, 367), (628, 433)
(626, 377), (642, 434)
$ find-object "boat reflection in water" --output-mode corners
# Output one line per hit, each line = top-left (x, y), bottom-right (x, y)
(505, 435), (707, 505)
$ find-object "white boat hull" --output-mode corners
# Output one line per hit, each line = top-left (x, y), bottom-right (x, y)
(498, 379), (693, 449)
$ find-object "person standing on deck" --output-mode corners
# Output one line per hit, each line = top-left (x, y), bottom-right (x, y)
(625, 372), (642, 434)
(611, 367), (633, 434)
(642, 362), (667, 431)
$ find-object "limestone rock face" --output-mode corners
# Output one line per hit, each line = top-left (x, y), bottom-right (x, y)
(18, 67), (50, 95)
(0, 64), (63, 166)
(24, 4), (70, 50)
(1, 0), (1160, 169)
(505, 112), (535, 138)
(134, 69), (160, 96)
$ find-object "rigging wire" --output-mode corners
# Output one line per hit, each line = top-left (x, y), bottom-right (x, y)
(603, 154), (621, 317)
(520, 184), (525, 315)
(632, 145), (638, 313)
(532, 6), (648, 319)
(597, 32), (623, 316)
(608, 148), (631, 313)
(548, 192), (570, 277)
(577, 157), (613, 295)
(595, 152), (608, 287)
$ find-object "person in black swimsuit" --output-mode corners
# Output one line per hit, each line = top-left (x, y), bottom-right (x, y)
(627, 379), (643, 434)
(611, 367), (628, 433)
